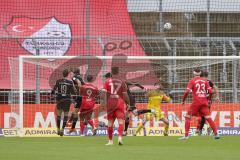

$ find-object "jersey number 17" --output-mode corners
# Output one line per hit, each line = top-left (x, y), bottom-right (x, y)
(109, 82), (121, 95)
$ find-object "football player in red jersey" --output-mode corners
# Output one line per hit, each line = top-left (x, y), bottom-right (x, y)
(196, 70), (220, 135)
(103, 72), (155, 136)
(101, 67), (130, 145)
(76, 75), (99, 136)
(180, 69), (220, 140)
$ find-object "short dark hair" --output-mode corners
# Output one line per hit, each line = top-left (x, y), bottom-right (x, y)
(200, 70), (208, 77)
(86, 75), (93, 82)
(104, 72), (112, 78)
(193, 68), (201, 73)
(111, 67), (119, 75)
(62, 69), (69, 77)
(74, 68), (80, 75)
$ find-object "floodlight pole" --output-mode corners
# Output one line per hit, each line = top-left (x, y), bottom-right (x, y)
(98, 37), (106, 83)
(229, 40), (238, 102)
(206, 0), (211, 79)
(86, 0), (90, 77)
(222, 42), (227, 83)
(159, 0), (163, 33)
(32, 39), (40, 104)
(35, 48), (40, 104)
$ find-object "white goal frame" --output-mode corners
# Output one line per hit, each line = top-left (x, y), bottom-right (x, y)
(18, 55), (240, 136)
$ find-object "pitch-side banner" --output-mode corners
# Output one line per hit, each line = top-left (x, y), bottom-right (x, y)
(1, 127), (240, 137)
(0, 103), (239, 130)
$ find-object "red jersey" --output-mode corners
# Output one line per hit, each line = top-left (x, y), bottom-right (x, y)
(80, 83), (99, 109)
(103, 78), (127, 110)
(186, 76), (212, 104)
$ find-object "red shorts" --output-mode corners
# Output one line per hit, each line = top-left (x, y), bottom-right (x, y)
(107, 109), (125, 120)
(80, 108), (93, 120)
(81, 100), (95, 109)
(187, 102), (210, 117)
(106, 98), (125, 120)
(80, 101), (95, 111)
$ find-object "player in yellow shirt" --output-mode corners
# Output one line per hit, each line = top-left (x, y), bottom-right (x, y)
(135, 89), (171, 136)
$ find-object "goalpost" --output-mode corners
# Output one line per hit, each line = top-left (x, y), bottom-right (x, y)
(9, 55), (240, 137)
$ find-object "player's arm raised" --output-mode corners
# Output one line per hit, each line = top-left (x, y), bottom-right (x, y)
(130, 82), (144, 90)
(125, 81), (144, 90)
(135, 83), (144, 90)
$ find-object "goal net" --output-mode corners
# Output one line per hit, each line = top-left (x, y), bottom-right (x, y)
(8, 55), (240, 137)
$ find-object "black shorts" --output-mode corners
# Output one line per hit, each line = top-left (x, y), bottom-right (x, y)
(129, 95), (135, 106)
(74, 96), (82, 109)
(56, 99), (72, 112)
(127, 95), (136, 111)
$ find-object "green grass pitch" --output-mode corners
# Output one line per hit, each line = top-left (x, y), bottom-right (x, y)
(0, 136), (239, 160)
